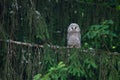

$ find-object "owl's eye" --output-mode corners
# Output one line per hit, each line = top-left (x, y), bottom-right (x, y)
(75, 27), (77, 29)
(71, 27), (73, 29)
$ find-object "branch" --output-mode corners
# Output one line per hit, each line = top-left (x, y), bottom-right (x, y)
(0, 39), (43, 47)
(0, 39), (64, 49)
(0, 39), (119, 55)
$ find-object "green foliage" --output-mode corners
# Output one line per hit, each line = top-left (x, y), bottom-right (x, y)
(0, 42), (120, 80)
(83, 20), (117, 49)
(35, 11), (50, 43)
(33, 74), (42, 80)
(84, 20), (115, 39)
(68, 48), (85, 77)
(42, 44), (57, 70)
(116, 5), (120, 10)
(83, 56), (97, 79)
(33, 62), (68, 80)
(33, 48), (99, 80)
(32, 47), (120, 80)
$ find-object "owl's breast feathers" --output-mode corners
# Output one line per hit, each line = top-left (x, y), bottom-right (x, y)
(67, 35), (80, 47)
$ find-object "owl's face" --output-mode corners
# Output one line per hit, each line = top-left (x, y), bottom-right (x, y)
(68, 23), (80, 33)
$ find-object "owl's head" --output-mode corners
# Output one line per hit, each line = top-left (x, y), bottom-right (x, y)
(68, 23), (80, 33)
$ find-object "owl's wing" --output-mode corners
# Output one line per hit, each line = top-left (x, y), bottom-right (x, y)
(67, 33), (70, 40)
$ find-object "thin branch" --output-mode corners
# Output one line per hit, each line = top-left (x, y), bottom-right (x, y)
(0, 39), (43, 48)
(0, 39), (64, 49)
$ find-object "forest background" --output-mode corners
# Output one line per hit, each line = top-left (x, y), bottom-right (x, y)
(0, 0), (120, 80)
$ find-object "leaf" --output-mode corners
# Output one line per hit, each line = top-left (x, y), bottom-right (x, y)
(33, 74), (41, 80)
(102, 20), (114, 25)
(90, 61), (97, 68)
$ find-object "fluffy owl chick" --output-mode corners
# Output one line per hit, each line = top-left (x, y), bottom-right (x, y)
(67, 23), (81, 48)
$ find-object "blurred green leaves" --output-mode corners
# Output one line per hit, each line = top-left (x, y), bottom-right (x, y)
(34, 10), (50, 43)
(33, 62), (68, 80)
(83, 20), (117, 49)
(84, 20), (116, 39)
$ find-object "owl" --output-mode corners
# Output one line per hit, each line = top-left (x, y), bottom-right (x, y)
(67, 23), (81, 48)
